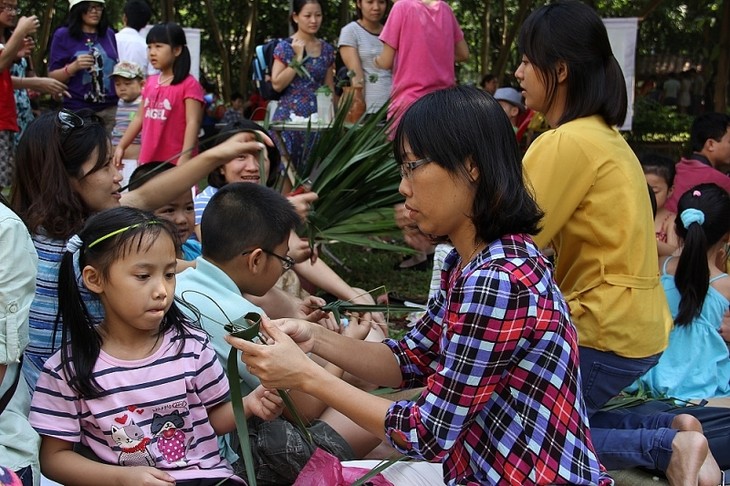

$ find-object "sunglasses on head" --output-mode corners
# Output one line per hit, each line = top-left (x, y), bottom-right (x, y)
(55, 109), (85, 142)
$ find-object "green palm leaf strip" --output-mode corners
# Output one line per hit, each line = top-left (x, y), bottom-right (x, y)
(224, 312), (314, 448)
(178, 291), (315, 486)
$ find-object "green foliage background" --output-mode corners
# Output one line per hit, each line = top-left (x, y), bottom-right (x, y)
(26, 0), (730, 106)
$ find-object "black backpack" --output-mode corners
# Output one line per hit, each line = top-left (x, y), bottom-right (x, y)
(251, 37), (291, 101)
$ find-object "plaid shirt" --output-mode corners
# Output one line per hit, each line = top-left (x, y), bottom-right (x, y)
(384, 234), (608, 485)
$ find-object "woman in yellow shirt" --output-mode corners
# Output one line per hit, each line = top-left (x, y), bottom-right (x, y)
(516, 1), (720, 483)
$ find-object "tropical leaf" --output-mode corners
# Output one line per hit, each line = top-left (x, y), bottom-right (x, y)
(293, 99), (407, 252)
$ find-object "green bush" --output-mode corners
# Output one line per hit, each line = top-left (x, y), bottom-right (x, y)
(626, 97), (692, 144)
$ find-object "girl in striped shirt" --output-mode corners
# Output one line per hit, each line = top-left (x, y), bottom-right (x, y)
(29, 207), (282, 486)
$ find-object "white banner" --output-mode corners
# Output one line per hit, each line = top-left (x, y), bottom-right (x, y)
(603, 17), (638, 131)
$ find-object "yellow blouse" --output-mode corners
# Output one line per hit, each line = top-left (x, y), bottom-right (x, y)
(524, 115), (672, 358)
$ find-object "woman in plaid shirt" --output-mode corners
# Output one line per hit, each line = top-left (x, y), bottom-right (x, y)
(231, 85), (609, 485)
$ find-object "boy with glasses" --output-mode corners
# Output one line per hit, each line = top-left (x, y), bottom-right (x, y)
(175, 182), (383, 483)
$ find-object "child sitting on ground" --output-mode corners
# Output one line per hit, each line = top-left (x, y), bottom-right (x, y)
(110, 61), (145, 187)
(29, 207), (283, 485)
(128, 161), (199, 271)
(641, 153), (679, 256)
(176, 183), (383, 483)
(633, 183), (730, 400)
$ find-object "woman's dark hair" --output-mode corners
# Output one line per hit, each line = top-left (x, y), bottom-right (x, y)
(66, 2), (110, 38)
(291, 0), (323, 31)
(11, 109), (111, 239)
(146, 22), (191, 85)
(207, 121), (280, 188)
(517, 0), (626, 127)
(57, 206), (191, 399)
(394, 85), (543, 244)
(674, 183), (730, 325)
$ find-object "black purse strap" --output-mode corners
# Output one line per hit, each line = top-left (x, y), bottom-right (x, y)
(0, 355), (23, 415)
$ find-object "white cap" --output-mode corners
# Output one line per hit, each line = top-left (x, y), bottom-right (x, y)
(69, 0), (105, 10)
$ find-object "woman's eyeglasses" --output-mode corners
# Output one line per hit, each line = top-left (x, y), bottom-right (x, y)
(56, 109), (85, 142)
(0, 3), (20, 13)
(85, 3), (104, 12)
(399, 157), (431, 179)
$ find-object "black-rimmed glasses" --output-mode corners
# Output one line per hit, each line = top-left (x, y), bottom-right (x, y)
(399, 157), (431, 179)
(242, 249), (295, 272)
(56, 109), (85, 142)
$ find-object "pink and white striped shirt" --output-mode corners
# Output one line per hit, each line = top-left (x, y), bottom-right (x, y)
(29, 327), (241, 483)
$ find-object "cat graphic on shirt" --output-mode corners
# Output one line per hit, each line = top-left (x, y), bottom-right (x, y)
(111, 418), (155, 467)
(151, 410), (189, 466)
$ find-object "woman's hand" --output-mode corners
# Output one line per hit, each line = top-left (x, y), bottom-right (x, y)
(207, 131), (273, 164)
(245, 385), (284, 420)
(288, 191), (319, 221)
(288, 232), (316, 263)
(227, 317), (320, 390)
(15, 16), (39, 38)
(291, 38), (306, 60)
(29, 77), (69, 97)
(72, 54), (95, 73)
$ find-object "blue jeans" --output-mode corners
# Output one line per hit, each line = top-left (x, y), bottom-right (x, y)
(579, 346), (677, 471)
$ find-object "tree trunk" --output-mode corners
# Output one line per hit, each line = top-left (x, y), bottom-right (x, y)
(34, 0), (56, 75)
(203, 0), (232, 101)
(339, 0), (351, 32)
(492, 0), (531, 85)
(239, 0), (259, 96)
(159, 0), (174, 22)
(480, 1), (491, 76)
(714, 0), (730, 111)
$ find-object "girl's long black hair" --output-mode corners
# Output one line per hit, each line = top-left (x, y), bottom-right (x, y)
(674, 183), (730, 325)
(57, 206), (193, 399)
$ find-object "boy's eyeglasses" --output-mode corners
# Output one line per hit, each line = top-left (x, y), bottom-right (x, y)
(242, 249), (295, 272)
(56, 109), (85, 142)
(399, 157), (431, 179)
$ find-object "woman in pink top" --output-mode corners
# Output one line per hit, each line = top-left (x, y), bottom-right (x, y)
(374, 0), (469, 132)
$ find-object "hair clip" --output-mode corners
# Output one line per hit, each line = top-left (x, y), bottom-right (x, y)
(693, 190), (701, 197)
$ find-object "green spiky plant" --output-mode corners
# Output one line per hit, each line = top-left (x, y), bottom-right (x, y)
(294, 98), (412, 252)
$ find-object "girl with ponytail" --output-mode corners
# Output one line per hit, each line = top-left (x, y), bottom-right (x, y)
(517, 1), (720, 482)
(635, 183), (730, 400)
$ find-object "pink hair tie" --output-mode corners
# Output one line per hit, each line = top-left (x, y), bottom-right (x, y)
(693, 190), (702, 197)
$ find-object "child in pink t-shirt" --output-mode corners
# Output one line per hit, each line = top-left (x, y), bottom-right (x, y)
(375, 0), (469, 132)
(114, 23), (204, 166)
